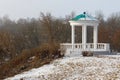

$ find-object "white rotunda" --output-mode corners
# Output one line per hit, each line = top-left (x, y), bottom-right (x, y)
(60, 12), (110, 56)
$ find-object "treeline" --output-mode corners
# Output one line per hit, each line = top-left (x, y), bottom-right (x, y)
(98, 12), (120, 51)
(0, 13), (72, 62)
(0, 12), (120, 62)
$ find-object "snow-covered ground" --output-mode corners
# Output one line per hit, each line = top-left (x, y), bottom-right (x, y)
(5, 55), (120, 80)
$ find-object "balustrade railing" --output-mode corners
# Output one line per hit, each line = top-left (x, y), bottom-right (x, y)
(60, 43), (110, 51)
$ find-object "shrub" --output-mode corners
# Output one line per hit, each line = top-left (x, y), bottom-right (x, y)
(36, 43), (62, 59)
(82, 51), (93, 57)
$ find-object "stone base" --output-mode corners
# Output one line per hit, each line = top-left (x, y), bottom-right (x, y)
(63, 49), (114, 57)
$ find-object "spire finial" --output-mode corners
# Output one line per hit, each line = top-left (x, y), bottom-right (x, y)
(83, 12), (86, 14)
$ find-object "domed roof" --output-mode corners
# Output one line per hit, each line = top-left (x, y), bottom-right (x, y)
(72, 12), (97, 21)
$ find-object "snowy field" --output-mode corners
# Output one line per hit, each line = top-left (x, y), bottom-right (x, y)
(5, 55), (120, 80)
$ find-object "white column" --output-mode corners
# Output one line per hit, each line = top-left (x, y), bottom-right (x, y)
(93, 26), (98, 50)
(82, 25), (87, 50)
(71, 25), (75, 50)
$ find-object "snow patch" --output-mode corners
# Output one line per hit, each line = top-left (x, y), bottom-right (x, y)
(5, 55), (120, 80)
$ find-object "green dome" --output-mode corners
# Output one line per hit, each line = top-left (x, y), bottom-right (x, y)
(72, 12), (97, 21)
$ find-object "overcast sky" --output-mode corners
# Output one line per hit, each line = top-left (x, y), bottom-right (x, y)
(0, 0), (120, 20)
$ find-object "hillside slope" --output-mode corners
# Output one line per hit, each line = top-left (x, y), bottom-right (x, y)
(5, 55), (120, 80)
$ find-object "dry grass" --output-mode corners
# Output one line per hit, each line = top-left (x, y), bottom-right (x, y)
(0, 43), (63, 79)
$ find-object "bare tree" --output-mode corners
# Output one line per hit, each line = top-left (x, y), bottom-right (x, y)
(39, 12), (55, 44)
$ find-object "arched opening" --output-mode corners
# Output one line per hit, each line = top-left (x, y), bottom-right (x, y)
(75, 26), (82, 43)
(87, 26), (93, 43)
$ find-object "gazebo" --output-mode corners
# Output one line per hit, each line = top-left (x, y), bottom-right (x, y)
(60, 12), (110, 56)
